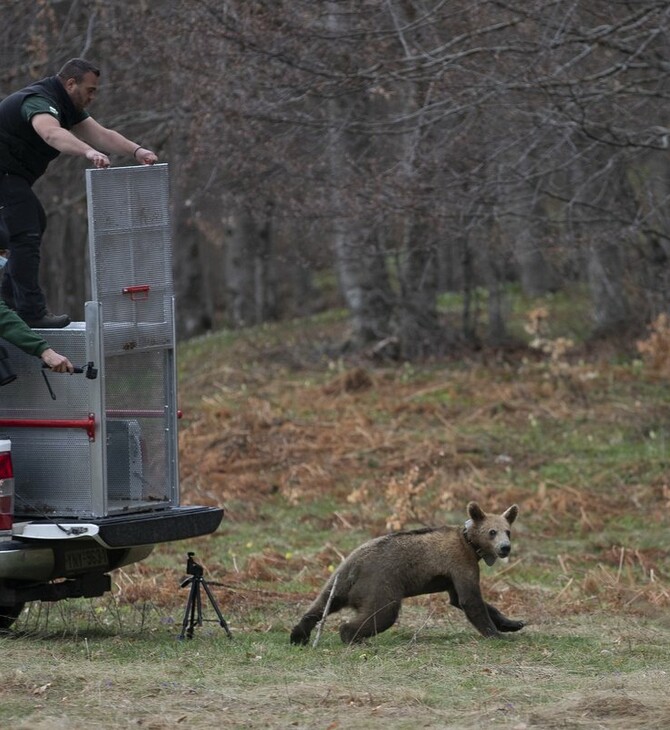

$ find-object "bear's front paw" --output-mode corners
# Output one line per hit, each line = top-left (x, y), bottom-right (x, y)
(500, 620), (525, 632)
(290, 625), (310, 645)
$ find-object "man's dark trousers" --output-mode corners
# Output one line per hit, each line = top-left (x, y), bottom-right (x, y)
(0, 172), (48, 319)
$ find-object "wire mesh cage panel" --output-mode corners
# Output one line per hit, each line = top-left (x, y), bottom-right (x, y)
(0, 325), (89, 418)
(86, 164), (173, 354)
(0, 165), (179, 518)
(0, 325), (99, 517)
(86, 164), (179, 515)
(104, 349), (177, 509)
(9, 429), (94, 516)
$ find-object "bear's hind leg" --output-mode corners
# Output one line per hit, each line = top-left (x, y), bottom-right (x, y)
(486, 602), (524, 632)
(339, 599), (401, 644)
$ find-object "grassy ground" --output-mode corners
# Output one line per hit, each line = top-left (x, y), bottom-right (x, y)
(2, 610), (669, 729)
(2, 302), (670, 728)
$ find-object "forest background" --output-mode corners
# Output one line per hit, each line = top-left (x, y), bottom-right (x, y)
(3, 4), (670, 727)
(2, 0), (670, 355)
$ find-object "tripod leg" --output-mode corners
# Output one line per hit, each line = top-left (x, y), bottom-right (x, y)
(201, 579), (233, 639)
(195, 579), (203, 629)
(179, 578), (196, 640)
(187, 580), (199, 638)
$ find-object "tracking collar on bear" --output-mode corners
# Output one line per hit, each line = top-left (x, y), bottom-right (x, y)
(462, 520), (497, 566)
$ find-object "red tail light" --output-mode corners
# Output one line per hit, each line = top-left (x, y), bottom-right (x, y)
(0, 438), (14, 533)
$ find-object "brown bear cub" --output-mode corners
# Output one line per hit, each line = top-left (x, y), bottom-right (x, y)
(290, 502), (523, 645)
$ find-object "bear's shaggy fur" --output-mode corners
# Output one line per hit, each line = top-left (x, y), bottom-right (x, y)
(290, 502), (523, 644)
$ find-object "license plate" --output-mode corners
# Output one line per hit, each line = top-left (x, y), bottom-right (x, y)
(63, 545), (109, 573)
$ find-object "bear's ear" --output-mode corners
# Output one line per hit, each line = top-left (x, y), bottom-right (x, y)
(467, 501), (486, 523)
(503, 504), (518, 524)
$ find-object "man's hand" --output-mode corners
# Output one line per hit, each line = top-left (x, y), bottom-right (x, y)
(134, 147), (158, 165)
(40, 348), (74, 373)
(85, 149), (110, 168)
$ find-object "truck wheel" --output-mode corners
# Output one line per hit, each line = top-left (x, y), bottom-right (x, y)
(0, 603), (25, 631)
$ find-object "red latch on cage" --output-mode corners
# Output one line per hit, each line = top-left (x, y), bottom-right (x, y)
(122, 284), (151, 301)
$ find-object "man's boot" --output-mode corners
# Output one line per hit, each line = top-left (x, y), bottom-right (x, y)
(22, 310), (71, 329)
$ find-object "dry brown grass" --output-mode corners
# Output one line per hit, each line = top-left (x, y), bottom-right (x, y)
(164, 318), (670, 630)
(4, 317), (670, 729)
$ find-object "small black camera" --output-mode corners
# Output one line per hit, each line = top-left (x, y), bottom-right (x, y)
(185, 551), (204, 578)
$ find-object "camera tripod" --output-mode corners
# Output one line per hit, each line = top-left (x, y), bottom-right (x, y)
(179, 552), (232, 640)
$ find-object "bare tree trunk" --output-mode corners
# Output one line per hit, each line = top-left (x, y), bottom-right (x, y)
(254, 200), (278, 323)
(397, 216), (441, 358)
(333, 223), (394, 344)
(485, 222), (509, 345)
(587, 238), (631, 335)
(386, 2), (444, 357)
(173, 212), (214, 337)
(625, 150), (670, 319)
(224, 203), (278, 328)
(461, 229), (478, 346)
(506, 186), (559, 297)
(327, 3), (393, 347)
(469, 215), (510, 346)
(224, 207), (257, 328)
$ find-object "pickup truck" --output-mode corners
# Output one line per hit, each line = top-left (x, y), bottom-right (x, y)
(0, 164), (222, 630)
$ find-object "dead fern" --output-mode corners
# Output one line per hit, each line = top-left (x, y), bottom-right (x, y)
(636, 313), (670, 376)
(384, 464), (431, 531)
(525, 306), (576, 368)
(524, 305), (601, 403)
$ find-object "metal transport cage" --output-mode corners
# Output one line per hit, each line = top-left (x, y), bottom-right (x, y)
(0, 164), (179, 519)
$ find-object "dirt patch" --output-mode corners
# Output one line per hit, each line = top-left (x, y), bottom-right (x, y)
(529, 691), (670, 729)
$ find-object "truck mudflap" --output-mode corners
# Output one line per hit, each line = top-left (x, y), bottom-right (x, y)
(11, 506), (224, 549)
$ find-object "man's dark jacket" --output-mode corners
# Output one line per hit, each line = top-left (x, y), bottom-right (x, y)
(0, 76), (83, 185)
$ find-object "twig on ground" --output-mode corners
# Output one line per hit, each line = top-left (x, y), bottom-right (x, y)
(312, 574), (339, 648)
